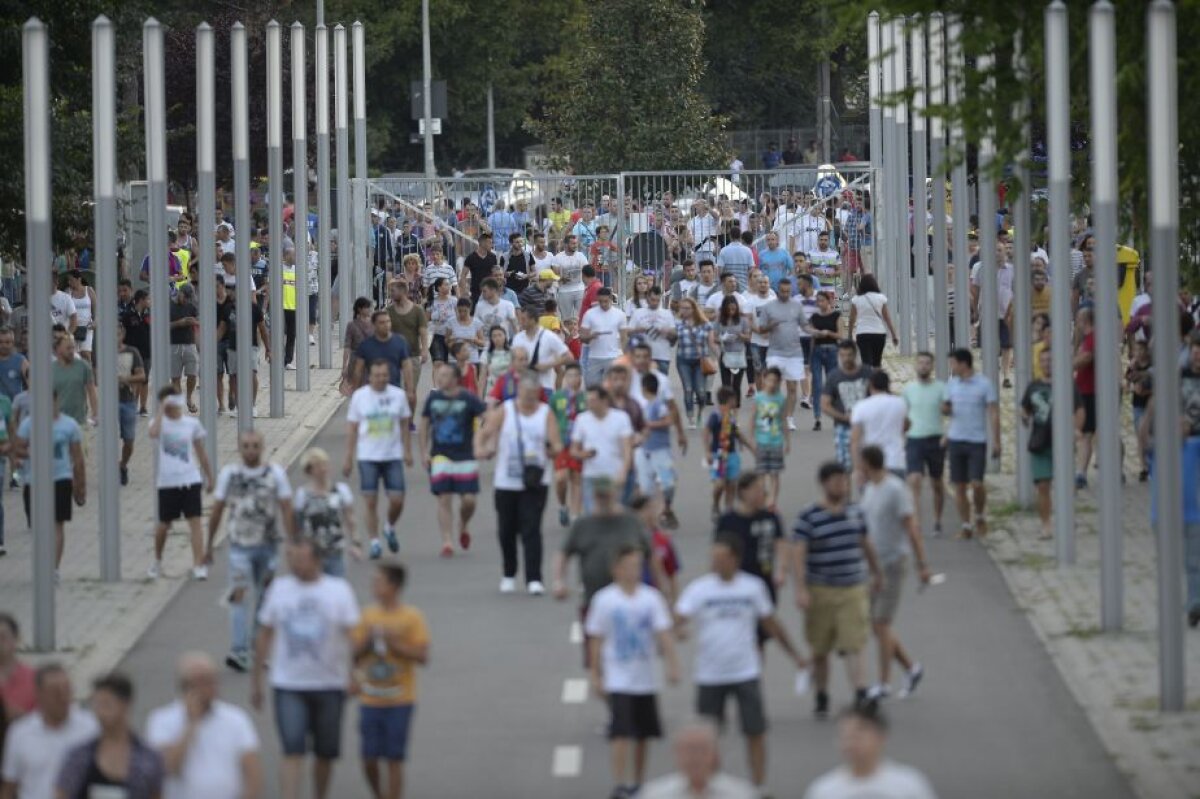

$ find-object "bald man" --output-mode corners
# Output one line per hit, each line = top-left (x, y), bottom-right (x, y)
(146, 651), (263, 799)
(639, 722), (756, 799)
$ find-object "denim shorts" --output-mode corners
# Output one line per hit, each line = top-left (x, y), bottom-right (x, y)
(359, 459), (406, 495)
(118, 401), (138, 442)
(274, 689), (346, 758)
(360, 704), (415, 761)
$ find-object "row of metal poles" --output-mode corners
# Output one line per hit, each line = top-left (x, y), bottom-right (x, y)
(21, 14), (374, 649)
(867, 1), (1183, 711)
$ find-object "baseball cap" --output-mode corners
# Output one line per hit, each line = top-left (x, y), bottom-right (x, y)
(538, 269), (559, 282)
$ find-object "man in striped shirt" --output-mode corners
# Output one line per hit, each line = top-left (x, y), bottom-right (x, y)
(791, 460), (882, 718)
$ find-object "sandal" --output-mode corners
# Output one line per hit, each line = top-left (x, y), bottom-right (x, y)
(187, 403), (198, 414)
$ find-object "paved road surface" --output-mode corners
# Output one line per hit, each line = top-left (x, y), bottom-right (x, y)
(120, 392), (1132, 798)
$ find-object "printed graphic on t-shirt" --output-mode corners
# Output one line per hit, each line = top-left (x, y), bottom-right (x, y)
(282, 596), (328, 660)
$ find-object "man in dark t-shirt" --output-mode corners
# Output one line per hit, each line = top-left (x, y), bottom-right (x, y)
(420, 363), (487, 554)
(715, 471), (784, 648)
(353, 310), (413, 400)
(464, 233), (498, 306)
(821, 340), (874, 469)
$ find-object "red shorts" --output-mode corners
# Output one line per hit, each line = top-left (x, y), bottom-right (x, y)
(555, 450), (582, 473)
(845, 249), (865, 274)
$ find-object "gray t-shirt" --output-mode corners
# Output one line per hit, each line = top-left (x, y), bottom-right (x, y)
(756, 298), (807, 357)
(562, 512), (651, 602)
(858, 473), (914, 565)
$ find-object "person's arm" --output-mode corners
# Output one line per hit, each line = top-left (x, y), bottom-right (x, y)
(905, 513), (932, 584)
(67, 312), (78, 335)
(206, 499), (226, 561)
(257, 321), (271, 362)
(850, 423), (863, 476)
(656, 630), (681, 685)
(760, 615), (806, 667)
(862, 536), (883, 595)
(588, 635), (605, 697)
(193, 438), (214, 493)
(773, 538), (790, 589)
(791, 539), (809, 609)
(881, 302), (898, 343)
(240, 751), (263, 799)
(989, 402), (1001, 458)
(474, 404), (504, 460)
(343, 421), (359, 477)
(418, 320), (429, 363)
(278, 496), (297, 542)
(250, 625), (273, 710)
(401, 412), (414, 467)
(551, 549), (571, 600)
(419, 413), (433, 469)
(820, 391), (839, 424)
(70, 441), (85, 503)
(86, 380), (99, 422)
(847, 303), (857, 337)
(545, 410), (563, 457)
(619, 434), (633, 479)
(2, 781), (17, 799)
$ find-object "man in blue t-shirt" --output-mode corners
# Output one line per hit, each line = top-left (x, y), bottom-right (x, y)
(352, 309), (414, 401)
(420, 362), (487, 556)
(942, 348), (999, 538)
(757, 232), (792, 293)
(15, 391), (85, 570)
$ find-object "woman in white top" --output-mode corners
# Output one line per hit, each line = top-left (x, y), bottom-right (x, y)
(624, 274), (652, 318)
(475, 373), (563, 595)
(293, 447), (360, 576)
(847, 274), (898, 368)
(67, 270), (97, 364)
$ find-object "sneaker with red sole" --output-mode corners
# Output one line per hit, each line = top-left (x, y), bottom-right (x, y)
(460, 530), (472, 551)
(440, 544), (454, 558)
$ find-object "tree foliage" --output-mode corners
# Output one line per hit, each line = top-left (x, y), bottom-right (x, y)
(530, 0), (729, 173)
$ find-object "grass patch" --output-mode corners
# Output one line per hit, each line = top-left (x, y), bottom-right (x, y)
(998, 552), (1056, 571)
(989, 501), (1025, 519)
(1054, 624), (1102, 641)
(1129, 715), (1162, 732)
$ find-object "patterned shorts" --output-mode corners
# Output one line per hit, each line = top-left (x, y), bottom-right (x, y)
(834, 425), (852, 469)
(756, 445), (785, 474)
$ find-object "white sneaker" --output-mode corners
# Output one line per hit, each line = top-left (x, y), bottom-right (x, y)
(899, 663), (924, 698)
(687, 419), (698, 430)
(147, 561), (162, 580)
(527, 580), (545, 596)
(786, 416), (797, 431)
(286, 363), (298, 371)
(191, 565), (209, 581)
(499, 577), (516, 594)
(309, 334), (316, 345)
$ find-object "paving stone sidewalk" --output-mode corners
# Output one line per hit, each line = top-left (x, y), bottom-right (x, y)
(0, 344), (349, 686)
(885, 353), (1200, 799)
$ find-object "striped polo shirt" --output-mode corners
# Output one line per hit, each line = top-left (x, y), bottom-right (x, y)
(792, 502), (869, 587)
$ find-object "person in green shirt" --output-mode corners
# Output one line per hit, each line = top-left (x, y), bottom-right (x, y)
(51, 335), (97, 428)
(750, 366), (788, 509)
(550, 362), (588, 527)
(900, 352), (946, 535)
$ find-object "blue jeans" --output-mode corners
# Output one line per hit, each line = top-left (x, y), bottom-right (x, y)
(1186, 523), (1200, 614)
(677, 357), (704, 417)
(809, 345), (839, 421)
(655, 360), (670, 376)
(228, 543), (277, 655)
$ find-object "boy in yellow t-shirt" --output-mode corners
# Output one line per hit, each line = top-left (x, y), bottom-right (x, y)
(351, 563), (430, 798)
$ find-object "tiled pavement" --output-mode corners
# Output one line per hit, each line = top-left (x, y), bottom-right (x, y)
(885, 354), (1200, 799)
(0, 342), (348, 686)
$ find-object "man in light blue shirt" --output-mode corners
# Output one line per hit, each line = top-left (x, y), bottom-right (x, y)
(941, 348), (999, 538)
(901, 351), (947, 534)
(716, 229), (756, 291)
(756, 232), (792, 293)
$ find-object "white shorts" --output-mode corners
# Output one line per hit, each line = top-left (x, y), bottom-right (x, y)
(767, 354), (806, 382)
(78, 329), (93, 353)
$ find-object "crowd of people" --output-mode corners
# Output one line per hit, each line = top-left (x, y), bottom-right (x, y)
(0, 181), (1196, 799)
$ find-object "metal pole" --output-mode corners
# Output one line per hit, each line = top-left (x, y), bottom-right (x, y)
(353, 22), (368, 301)
(196, 23), (218, 476)
(145, 20), (171, 402)
(93, 16), (120, 582)
(317, 0), (324, 27)
(1147, 0), (1184, 712)
(893, 17), (912, 356)
(232, 23), (254, 433)
(334, 25), (352, 324)
(293, 22), (311, 390)
(929, 13), (949, 378)
(1045, 1), (1075, 564)
(266, 21), (285, 418)
(1089, 0), (1123, 632)
(316, 23), (333, 366)
(1012, 32), (1033, 507)
(910, 18), (930, 353)
(977, 51), (1000, 447)
(421, 0), (435, 179)
(820, 59), (833, 163)
(867, 12), (883, 268)
(487, 83), (496, 170)
(948, 17), (971, 352)
(23, 17), (55, 649)
(879, 20), (896, 316)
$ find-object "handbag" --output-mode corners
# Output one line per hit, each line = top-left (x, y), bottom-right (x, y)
(513, 403), (545, 490)
(700, 356), (718, 376)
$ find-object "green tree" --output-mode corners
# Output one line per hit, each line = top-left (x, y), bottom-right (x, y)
(531, 0), (729, 173)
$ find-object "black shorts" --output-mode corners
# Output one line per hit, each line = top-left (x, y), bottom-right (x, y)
(947, 440), (987, 484)
(23, 480), (74, 524)
(998, 319), (1012, 350)
(607, 693), (663, 740)
(905, 435), (945, 478)
(800, 337), (813, 363)
(696, 679), (767, 737)
(1080, 393), (1097, 434)
(158, 484), (203, 522)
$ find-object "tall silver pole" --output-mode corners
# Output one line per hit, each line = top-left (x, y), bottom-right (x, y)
(334, 25), (352, 322)
(317, 0), (324, 27)
(93, 16), (120, 582)
(910, 19), (929, 353)
(232, 23), (254, 433)
(145, 20), (171, 400)
(1012, 32), (1033, 507)
(266, 21), (285, 418)
(1045, 1), (1075, 564)
(928, 13), (949, 378)
(879, 20), (896, 315)
(421, 0), (435, 179)
(486, 83), (496, 170)
(893, 18), (912, 356)
(293, 22), (311, 391)
(352, 22), (368, 301)
(867, 12), (883, 289)
(947, 17), (971, 352)
(977, 52), (1000, 440)
(316, 23), (333, 365)
(24, 18), (55, 649)
(196, 23), (218, 476)
(1147, 0), (1184, 713)
(1089, 0), (1123, 632)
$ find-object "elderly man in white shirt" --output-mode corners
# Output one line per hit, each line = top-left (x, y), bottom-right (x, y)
(640, 722), (756, 799)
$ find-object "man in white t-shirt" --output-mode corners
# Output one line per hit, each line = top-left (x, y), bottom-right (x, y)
(674, 536), (807, 796)
(1, 663), (99, 799)
(579, 287), (626, 388)
(49, 271), (78, 334)
(743, 273), (777, 393)
(472, 277), (517, 342)
(796, 203), (831, 256)
(688, 199), (720, 258)
(344, 359), (413, 560)
(512, 306), (570, 391)
(148, 387), (214, 582)
(849, 371), (908, 477)
(703, 271), (749, 316)
(627, 287), (676, 372)
(570, 385), (633, 514)
(553, 234), (589, 322)
(146, 652), (262, 799)
(253, 539), (360, 799)
(586, 545), (680, 799)
(803, 703), (938, 799)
